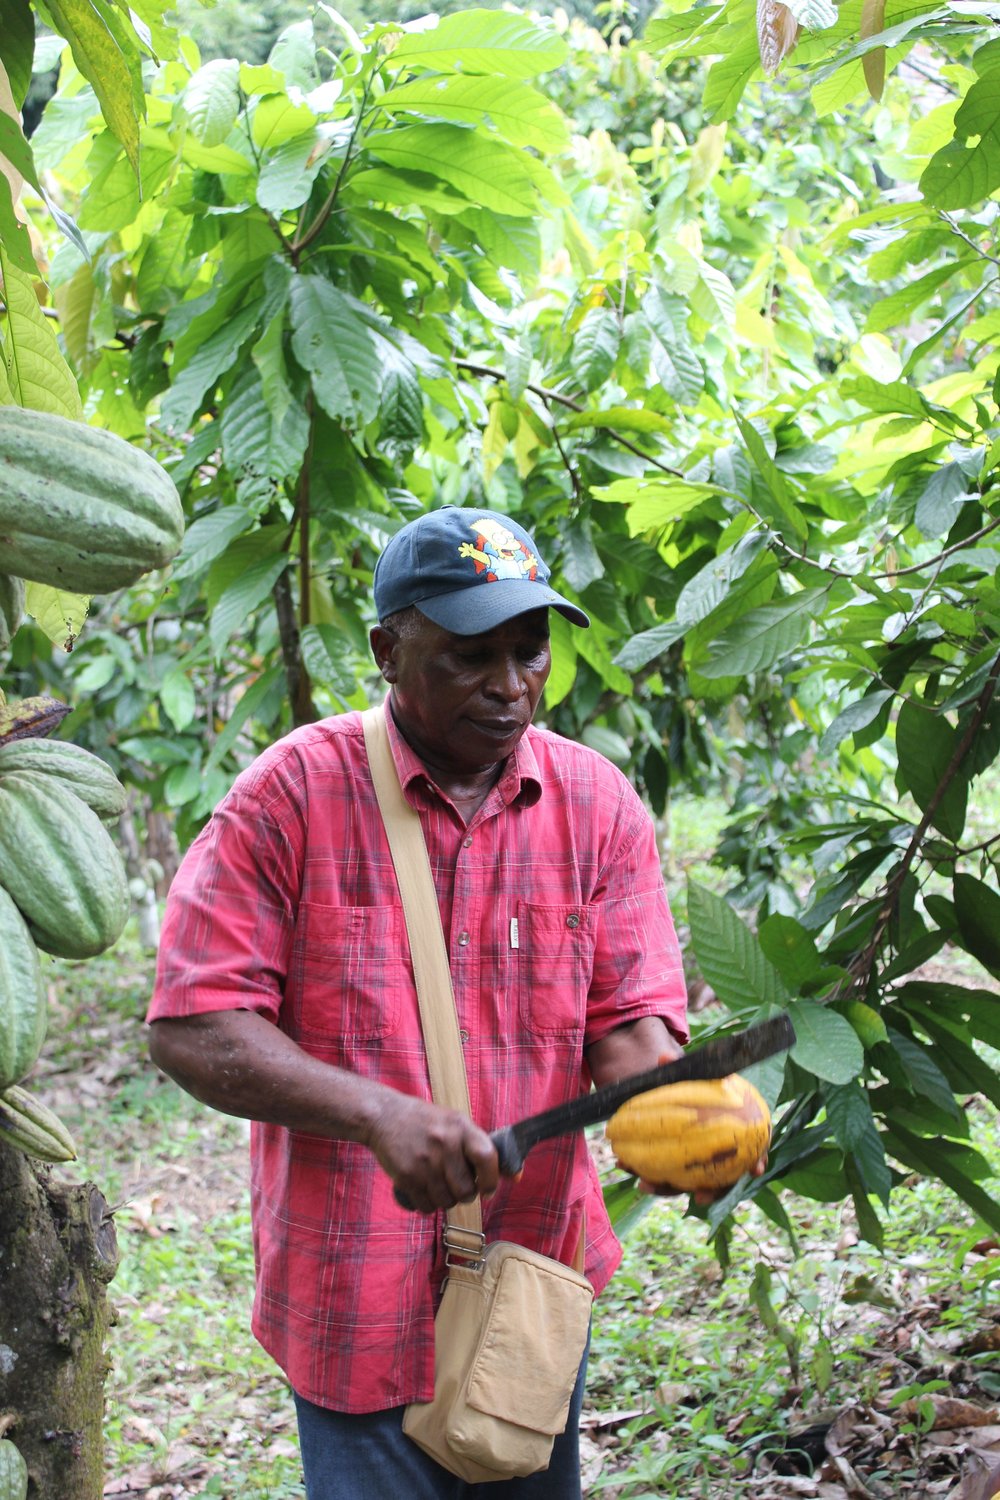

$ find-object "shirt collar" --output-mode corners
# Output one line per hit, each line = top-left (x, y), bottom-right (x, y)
(383, 700), (543, 811)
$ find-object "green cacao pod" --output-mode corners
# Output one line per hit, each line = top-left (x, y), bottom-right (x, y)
(0, 885), (46, 1091)
(0, 407), (184, 594)
(0, 1082), (76, 1162)
(0, 572), (25, 651)
(0, 1440), (28, 1500)
(0, 771), (130, 959)
(0, 736), (127, 820)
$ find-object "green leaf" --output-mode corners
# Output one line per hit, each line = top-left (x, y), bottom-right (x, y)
(289, 275), (383, 428)
(0, 172), (35, 276)
(734, 413), (808, 543)
(820, 689), (894, 755)
(43, 0), (143, 174)
(686, 881), (789, 1014)
(0, 249), (83, 418)
(787, 999), (864, 1084)
(885, 1027), (962, 1117)
(920, 71), (1000, 210)
(160, 667), (197, 732)
(378, 75), (569, 153)
(865, 261), (967, 335)
(758, 914), (824, 989)
(0, 0), (36, 107)
(642, 288), (704, 405)
(205, 665), (283, 771)
(570, 307), (620, 392)
(390, 10), (569, 79)
(703, 37), (760, 122)
(952, 872), (1000, 977)
(561, 407), (672, 437)
(182, 58), (241, 148)
(369, 123), (544, 219)
(300, 623), (358, 701)
(209, 553), (288, 657)
(161, 296), (265, 434)
(171, 507), (255, 582)
(914, 460), (971, 539)
(894, 699), (967, 842)
(881, 1121), (1000, 1236)
(700, 588), (824, 679)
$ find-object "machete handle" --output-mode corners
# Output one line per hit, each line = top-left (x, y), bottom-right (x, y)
(393, 1127), (524, 1212)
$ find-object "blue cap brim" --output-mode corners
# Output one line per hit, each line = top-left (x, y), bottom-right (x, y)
(416, 580), (590, 635)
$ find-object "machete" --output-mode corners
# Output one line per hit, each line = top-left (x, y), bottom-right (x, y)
(395, 1012), (796, 1207)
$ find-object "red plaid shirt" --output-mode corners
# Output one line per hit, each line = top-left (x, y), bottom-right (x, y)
(149, 709), (688, 1412)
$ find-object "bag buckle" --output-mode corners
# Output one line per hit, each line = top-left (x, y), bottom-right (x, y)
(443, 1224), (486, 1271)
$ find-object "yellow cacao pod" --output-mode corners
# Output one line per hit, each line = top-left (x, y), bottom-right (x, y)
(606, 1073), (771, 1191)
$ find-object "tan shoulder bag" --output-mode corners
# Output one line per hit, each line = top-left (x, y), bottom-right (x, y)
(362, 704), (593, 1483)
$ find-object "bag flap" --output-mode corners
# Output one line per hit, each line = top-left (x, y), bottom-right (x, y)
(464, 1250), (593, 1435)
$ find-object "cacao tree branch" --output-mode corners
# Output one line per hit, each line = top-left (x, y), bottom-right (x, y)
(845, 648), (1000, 994)
(292, 67), (376, 257)
(272, 565), (318, 728)
(455, 359), (686, 479)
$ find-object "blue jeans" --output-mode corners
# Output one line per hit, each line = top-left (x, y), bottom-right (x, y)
(294, 1335), (590, 1499)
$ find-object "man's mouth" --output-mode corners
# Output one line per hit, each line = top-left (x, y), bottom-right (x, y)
(473, 718), (523, 737)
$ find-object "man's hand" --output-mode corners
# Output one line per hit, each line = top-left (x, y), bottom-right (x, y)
(366, 1091), (501, 1214)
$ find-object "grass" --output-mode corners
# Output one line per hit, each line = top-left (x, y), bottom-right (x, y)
(26, 878), (1000, 1498)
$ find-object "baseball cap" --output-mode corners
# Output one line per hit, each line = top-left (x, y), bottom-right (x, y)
(373, 507), (590, 635)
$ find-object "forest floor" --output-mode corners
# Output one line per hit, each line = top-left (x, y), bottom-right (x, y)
(28, 933), (1000, 1500)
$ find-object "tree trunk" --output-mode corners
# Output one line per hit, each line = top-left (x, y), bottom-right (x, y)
(0, 1142), (118, 1499)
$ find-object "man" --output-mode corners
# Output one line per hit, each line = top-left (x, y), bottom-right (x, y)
(147, 506), (690, 1500)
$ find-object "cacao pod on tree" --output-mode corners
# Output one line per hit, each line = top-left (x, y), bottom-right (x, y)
(0, 1440), (28, 1500)
(0, 736), (128, 821)
(0, 771), (130, 958)
(0, 407), (184, 594)
(0, 884), (46, 1091)
(0, 573), (25, 652)
(0, 1082), (77, 1162)
(606, 1074), (771, 1191)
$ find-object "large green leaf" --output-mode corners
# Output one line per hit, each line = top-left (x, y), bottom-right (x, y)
(378, 75), (569, 152)
(161, 296), (265, 434)
(209, 553), (288, 657)
(0, 0), (35, 107)
(686, 882), (789, 1014)
(894, 699), (967, 842)
(787, 999), (864, 1084)
(288, 275), (382, 427)
(884, 1027), (961, 1117)
(570, 307), (620, 392)
(389, 10), (569, 78)
(368, 123), (543, 219)
(920, 68), (1000, 209)
(882, 1122), (1000, 1235)
(182, 58), (241, 148)
(734, 413), (809, 544)
(0, 172), (34, 276)
(700, 588), (824, 679)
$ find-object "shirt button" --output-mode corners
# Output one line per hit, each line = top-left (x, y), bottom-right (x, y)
(566, 913), (580, 929)
(459, 1028), (470, 1043)
(463, 836), (473, 849)
(458, 931), (470, 946)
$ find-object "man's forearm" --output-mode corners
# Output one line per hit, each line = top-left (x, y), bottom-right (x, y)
(585, 1014), (684, 1091)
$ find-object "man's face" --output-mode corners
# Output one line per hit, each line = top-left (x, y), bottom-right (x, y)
(372, 609), (552, 776)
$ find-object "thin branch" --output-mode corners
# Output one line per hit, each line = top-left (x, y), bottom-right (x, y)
(941, 213), (1000, 270)
(455, 359), (685, 479)
(292, 67), (376, 257)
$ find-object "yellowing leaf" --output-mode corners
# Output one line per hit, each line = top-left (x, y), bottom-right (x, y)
(0, 249), (83, 417)
(24, 582), (90, 649)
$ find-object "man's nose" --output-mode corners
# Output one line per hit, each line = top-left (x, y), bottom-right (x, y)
(485, 655), (526, 700)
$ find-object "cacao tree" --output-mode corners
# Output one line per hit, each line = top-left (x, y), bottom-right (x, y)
(0, 1), (185, 1485)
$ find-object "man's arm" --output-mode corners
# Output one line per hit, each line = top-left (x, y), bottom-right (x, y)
(148, 1010), (500, 1213)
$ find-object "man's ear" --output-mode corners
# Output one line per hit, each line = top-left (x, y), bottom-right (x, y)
(369, 625), (398, 683)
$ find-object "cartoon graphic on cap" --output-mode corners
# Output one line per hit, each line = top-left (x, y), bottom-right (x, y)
(458, 517), (538, 583)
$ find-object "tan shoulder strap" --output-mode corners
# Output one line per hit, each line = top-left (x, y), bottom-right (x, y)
(362, 704), (482, 1238)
